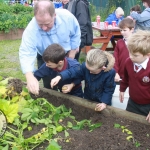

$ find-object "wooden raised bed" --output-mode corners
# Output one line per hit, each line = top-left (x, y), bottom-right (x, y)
(32, 87), (150, 149)
(0, 29), (24, 41)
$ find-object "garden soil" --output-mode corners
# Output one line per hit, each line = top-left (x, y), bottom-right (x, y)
(11, 79), (150, 150)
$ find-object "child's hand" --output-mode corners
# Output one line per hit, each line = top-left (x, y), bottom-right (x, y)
(146, 112), (150, 123)
(51, 76), (61, 88)
(95, 103), (106, 111)
(115, 73), (121, 82)
(119, 92), (124, 103)
(62, 83), (75, 93)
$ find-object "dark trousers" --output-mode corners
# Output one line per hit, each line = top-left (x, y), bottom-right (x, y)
(126, 98), (150, 116)
(37, 53), (53, 89)
(75, 46), (84, 61)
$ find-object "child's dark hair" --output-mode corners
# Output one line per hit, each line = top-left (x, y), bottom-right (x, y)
(130, 4), (141, 13)
(118, 18), (135, 30)
(42, 43), (66, 64)
(142, 0), (150, 7)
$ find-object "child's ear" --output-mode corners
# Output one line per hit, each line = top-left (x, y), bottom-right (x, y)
(147, 53), (150, 57)
(102, 66), (106, 70)
(58, 60), (63, 64)
(131, 28), (134, 32)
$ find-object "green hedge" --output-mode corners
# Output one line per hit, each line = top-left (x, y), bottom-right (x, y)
(0, 3), (33, 33)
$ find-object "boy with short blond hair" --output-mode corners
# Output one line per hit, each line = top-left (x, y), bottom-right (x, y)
(120, 30), (150, 123)
(51, 49), (116, 111)
(114, 18), (135, 82)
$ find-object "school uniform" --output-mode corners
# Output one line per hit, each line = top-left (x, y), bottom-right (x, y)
(120, 58), (150, 116)
(114, 39), (129, 79)
(59, 54), (116, 105)
(34, 58), (83, 98)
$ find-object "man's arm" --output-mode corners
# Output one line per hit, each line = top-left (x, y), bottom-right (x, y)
(19, 22), (38, 74)
(131, 10), (150, 22)
(68, 12), (81, 58)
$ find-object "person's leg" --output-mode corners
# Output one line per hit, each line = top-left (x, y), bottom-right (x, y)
(75, 47), (81, 61)
(37, 53), (52, 89)
(75, 45), (85, 61)
(126, 98), (150, 116)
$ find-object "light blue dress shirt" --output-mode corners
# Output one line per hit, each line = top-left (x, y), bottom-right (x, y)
(19, 9), (81, 74)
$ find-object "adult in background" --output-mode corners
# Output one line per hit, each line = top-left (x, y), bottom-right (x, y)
(105, 7), (124, 25)
(19, 0), (81, 94)
(62, 0), (93, 60)
(130, 4), (141, 14)
(130, 0), (150, 30)
(61, 0), (69, 8)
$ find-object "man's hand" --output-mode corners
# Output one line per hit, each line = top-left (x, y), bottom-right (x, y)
(25, 72), (39, 95)
(146, 112), (150, 123)
(115, 73), (121, 82)
(119, 92), (124, 103)
(62, 83), (75, 93)
(51, 76), (61, 88)
(67, 48), (79, 59)
(95, 103), (107, 111)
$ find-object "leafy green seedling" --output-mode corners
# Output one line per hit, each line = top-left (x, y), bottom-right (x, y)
(126, 135), (133, 141)
(135, 141), (141, 147)
(114, 123), (121, 128)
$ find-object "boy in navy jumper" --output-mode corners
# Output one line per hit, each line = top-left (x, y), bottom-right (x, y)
(51, 49), (116, 111)
(114, 18), (135, 82)
(120, 30), (150, 123)
(34, 43), (83, 98)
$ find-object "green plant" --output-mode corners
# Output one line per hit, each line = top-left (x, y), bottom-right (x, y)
(0, 3), (33, 32)
(0, 78), (102, 149)
(114, 123), (141, 148)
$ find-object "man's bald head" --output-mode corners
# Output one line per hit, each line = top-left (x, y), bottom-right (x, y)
(34, 0), (55, 17)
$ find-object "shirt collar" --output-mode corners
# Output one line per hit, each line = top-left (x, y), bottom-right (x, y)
(123, 38), (127, 45)
(134, 58), (149, 69)
(53, 58), (68, 72)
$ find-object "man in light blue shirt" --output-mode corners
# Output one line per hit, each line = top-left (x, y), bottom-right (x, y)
(19, 0), (81, 94)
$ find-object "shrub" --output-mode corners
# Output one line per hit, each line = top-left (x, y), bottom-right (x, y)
(0, 3), (33, 32)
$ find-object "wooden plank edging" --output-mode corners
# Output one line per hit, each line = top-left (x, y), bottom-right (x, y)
(40, 87), (150, 125)
(0, 29), (24, 41)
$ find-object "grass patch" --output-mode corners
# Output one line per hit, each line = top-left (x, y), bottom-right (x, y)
(0, 40), (87, 83)
(0, 39), (25, 81)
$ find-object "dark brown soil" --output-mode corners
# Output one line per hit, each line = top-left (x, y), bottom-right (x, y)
(31, 90), (150, 150)
(9, 79), (150, 150)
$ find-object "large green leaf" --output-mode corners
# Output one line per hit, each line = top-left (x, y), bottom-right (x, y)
(0, 99), (18, 123)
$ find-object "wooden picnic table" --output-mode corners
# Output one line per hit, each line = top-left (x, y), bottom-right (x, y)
(91, 22), (122, 51)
